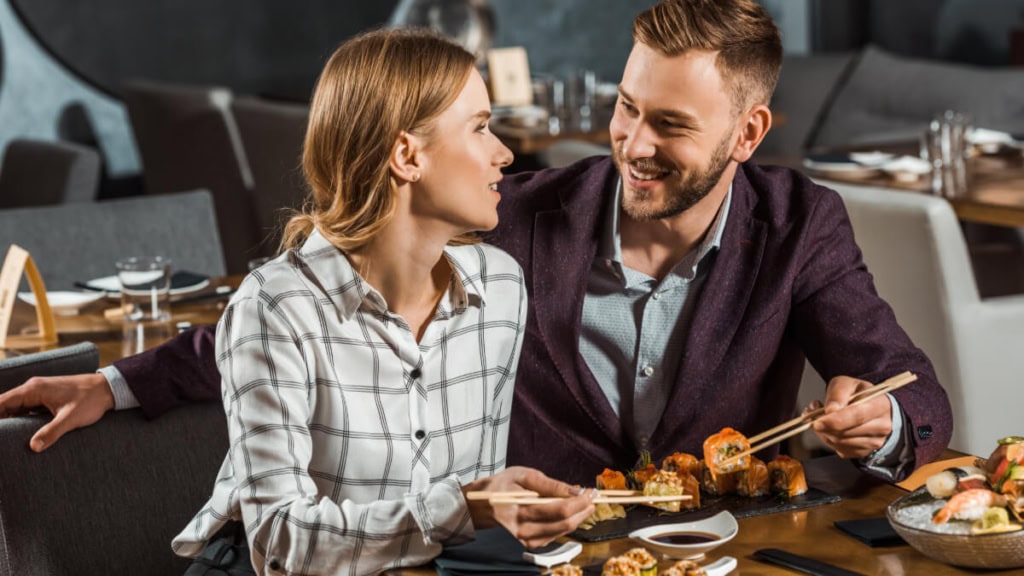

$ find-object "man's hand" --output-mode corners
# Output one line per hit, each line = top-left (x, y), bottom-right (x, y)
(809, 375), (893, 459)
(0, 373), (114, 452)
(462, 466), (595, 548)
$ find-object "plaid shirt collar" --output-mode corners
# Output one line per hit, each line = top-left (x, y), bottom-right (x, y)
(296, 229), (484, 320)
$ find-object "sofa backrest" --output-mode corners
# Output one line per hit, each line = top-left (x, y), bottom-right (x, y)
(0, 403), (228, 576)
(811, 45), (1024, 150)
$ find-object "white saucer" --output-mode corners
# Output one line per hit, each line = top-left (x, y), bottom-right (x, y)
(17, 291), (105, 315)
(83, 274), (210, 296)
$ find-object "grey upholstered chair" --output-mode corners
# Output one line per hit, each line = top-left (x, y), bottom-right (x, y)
(230, 96), (310, 256)
(0, 348), (227, 576)
(0, 342), (99, 392)
(0, 189), (225, 290)
(123, 79), (259, 274)
(797, 181), (1024, 457)
(0, 138), (101, 209)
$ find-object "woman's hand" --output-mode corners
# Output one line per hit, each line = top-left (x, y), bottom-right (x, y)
(0, 373), (114, 452)
(462, 466), (596, 548)
(810, 375), (893, 459)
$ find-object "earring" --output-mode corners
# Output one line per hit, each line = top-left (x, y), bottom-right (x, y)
(411, 173), (420, 182)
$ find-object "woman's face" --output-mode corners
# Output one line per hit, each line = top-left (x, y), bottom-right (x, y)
(412, 68), (513, 234)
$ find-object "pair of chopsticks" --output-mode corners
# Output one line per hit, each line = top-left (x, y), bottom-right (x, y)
(719, 371), (918, 468)
(466, 490), (692, 506)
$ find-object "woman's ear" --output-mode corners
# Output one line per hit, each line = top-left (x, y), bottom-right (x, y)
(390, 131), (424, 184)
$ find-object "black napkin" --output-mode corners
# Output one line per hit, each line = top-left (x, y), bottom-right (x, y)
(434, 528), (540, 576)
(834, 518), (906, 547)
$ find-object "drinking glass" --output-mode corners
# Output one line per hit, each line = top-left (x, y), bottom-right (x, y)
(921, 110), (971, 197)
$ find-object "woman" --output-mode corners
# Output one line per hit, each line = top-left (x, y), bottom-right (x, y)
(172, 28), (594, 575)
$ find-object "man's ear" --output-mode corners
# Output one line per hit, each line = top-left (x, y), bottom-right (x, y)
(730, 103), (772, 163)
(389, 131), (424, 184)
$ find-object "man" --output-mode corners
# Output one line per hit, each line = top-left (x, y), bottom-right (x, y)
(0, 0), (951, 486)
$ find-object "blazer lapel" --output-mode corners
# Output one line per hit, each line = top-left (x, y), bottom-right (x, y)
(530, 160), (626, 448)
(651, 168), (768, 447)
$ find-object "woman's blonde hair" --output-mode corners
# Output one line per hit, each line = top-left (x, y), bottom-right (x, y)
(281, 28), (477, 252)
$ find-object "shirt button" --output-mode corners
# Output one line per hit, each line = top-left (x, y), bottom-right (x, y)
(641, 366), (654, 377)
(415, 430), (426, 440)
(651, 292), (661, 300)
(410, 369), (421, 379)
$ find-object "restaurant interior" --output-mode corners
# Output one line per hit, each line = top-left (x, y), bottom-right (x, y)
(2, 0), (1024, 574)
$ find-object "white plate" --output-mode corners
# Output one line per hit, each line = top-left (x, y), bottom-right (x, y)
(17, 291), (105, 315)
(802, 155), (881, 178)
(83, 274), (210, 296)
(629, 510), (738, 560)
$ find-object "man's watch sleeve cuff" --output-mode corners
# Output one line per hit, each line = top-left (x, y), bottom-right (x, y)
(98, 365), (140, 410)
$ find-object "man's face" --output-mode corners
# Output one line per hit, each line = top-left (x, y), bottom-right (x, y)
(610, 43), (739, 221)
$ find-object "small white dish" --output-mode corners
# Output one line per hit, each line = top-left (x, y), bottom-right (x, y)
(17, 291), (105, 315)
(522, 541), (582, 568)
(83, 274), (210, 297)
(699, 556), (738, 576)
(629, 510), (738, 559)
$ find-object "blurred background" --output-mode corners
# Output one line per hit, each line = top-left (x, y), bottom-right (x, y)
(4, 0), (1024, 186)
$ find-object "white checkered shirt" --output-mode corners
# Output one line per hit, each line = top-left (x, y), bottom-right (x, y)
(172, 230), (527, 576)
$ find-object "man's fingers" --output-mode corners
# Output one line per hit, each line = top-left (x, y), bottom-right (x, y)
(28, 409), (76, 453)
(814, 395), (891, 434)
(0, 386), (43, 417)
(823, 376), (872, 413)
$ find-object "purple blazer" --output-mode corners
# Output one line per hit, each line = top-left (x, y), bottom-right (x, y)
(487, 157), (951, 484)
(115, 156), (952, 485)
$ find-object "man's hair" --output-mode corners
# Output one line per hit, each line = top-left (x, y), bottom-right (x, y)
(281, 28), (477, 252)
(632, 0), (782, 110)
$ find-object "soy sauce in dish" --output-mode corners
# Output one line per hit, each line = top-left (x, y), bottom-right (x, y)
(651, 531), (719, 545)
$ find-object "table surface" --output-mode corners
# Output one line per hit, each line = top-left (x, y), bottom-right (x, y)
(774, 145), (1024, 229)
(2, 275), (239, 364)
(389, 450), (1004, 575)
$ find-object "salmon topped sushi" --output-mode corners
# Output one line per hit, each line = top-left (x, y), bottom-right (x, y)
(737, 456), (770, 497)
(768, 455), (808, 497)
(703, 427), (751, 476)
(662, 451), (701, 477)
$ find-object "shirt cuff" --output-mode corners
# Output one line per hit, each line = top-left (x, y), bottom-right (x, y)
(859, 392), (914, 481)
(403, 475), (475, 547)
(98, 365), (140, 410)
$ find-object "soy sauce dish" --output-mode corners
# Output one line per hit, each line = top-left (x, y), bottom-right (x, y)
(629, 511), (739, 559)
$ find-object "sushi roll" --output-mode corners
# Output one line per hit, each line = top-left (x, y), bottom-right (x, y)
(623, 548), (657, 576)
(768, 455), (808, 497)
(736, 456), (770, 497)
(662, 452), (701, 477)
(703, 427), (751, 476)
(679, 470), (702, 509)
(596, 468), (629, 491)
(662, 559), (707, 576)
(631, 462), (659, 487)
(699, 459), (737, 496)
(924, 466), (988, 499)
(602, 556), (641, 576)
(579, 501), (627, 530)
(552, 564), (583, 576)
(643, 470), (685, 512)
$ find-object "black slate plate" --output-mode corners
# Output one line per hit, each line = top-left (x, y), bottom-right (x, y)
(570, 486), (840, 542)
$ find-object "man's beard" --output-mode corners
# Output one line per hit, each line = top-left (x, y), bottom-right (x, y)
(615, 132), (733, 221)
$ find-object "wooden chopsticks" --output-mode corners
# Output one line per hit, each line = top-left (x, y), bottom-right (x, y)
(465, 490), (692, 506)
(720, 371), (919, 468)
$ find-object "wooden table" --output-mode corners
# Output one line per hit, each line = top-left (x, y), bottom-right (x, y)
(780, 146), (1024, 228)
(2, 276), (239, 364)
(388, 450), (1004, 575)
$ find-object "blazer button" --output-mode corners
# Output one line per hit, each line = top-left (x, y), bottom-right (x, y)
(415, 429), (426, 440)
(410, 369), (422, 379)
(917, 425), (933, 440)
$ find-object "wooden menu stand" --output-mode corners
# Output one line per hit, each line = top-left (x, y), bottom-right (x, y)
(0, 244), (57, 348)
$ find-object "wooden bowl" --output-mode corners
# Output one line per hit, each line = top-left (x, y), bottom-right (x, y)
(887, 487), (1024, 569)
